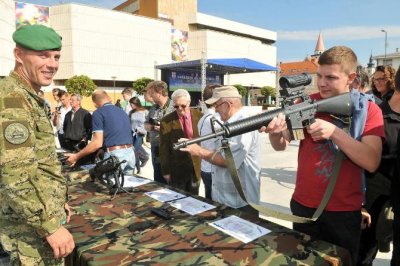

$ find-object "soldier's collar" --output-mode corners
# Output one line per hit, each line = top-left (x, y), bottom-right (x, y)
(10, 71), (38, 96)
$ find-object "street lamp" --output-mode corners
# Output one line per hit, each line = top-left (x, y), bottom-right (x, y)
(111, 76), (117, 102)
(249, 83), (254, 106)
(381, 29), (387, 62)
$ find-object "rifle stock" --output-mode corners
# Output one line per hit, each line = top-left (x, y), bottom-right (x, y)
(173, 92), (352, 150)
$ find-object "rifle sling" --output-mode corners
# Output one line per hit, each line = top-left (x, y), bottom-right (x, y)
(223, 140), (344, 223)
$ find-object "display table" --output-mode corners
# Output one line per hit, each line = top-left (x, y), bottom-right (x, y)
(65, 171), (351, 266)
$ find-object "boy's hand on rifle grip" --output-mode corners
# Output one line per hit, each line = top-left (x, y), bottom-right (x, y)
(307, 118), (336, 141)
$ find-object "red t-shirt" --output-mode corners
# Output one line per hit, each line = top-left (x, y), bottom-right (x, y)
(292, 93), (385, 211)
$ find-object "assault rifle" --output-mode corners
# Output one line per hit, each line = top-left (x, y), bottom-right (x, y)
(173, 73), (352, 150)
(89, 155), (127, 196)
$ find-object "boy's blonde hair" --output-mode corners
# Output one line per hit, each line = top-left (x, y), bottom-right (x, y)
(318, 46), (357, 75)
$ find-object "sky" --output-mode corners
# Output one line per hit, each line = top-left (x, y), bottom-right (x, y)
(23, 0), (400, 66)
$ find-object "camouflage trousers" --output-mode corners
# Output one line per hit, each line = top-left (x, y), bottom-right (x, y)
(0, 223), (63, 266)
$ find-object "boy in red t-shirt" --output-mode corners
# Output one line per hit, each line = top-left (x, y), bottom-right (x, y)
(264, 46), (384, 265)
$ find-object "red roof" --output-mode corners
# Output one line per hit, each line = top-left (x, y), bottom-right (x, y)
(279, 60), (319, 76)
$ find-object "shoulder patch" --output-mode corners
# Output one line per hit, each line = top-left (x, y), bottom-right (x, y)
(4, 97), (24, 109)
(4, 122), (29, 145)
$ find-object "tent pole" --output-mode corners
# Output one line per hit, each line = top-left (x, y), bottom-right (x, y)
(201, 50), (207, 102)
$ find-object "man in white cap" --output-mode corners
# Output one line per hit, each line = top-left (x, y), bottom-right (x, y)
(180, 85), (260, 216)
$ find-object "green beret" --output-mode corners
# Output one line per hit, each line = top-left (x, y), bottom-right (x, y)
(12, 24), (62, 51)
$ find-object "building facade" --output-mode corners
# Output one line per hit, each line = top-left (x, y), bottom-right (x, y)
(0, 0), (16, 76)
(115, 0), (277, 88)
(372, 49), (400, 70)
(50, 3), (171, 85)
(0, 0), (277, 100)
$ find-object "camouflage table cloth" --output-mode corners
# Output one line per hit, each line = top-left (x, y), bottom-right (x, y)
(65, 171), (351, 266)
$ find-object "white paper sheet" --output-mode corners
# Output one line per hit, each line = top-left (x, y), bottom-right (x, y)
(144, 188), (186, 202)
(123, 175), (152, 188)
(168, 197), (216, 215)
(209, 215), (271, 243)
(56, 148), (68, 153)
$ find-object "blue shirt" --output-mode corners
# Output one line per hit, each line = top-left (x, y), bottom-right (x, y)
(92, 103), (132, 148)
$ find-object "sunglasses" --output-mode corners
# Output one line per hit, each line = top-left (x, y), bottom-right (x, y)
(174, 104), (187, 109)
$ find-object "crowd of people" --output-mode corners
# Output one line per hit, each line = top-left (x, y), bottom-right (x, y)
(0, 24), (399, 266)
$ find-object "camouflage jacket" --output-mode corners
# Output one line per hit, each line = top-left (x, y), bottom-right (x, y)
(0, 72), (67, 238)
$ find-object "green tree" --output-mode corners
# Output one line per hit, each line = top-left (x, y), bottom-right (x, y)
(65, 75), (96, 97)
(133, 77), (154, 95)
(260, 86), (276, 98)
(232, 84), (247, 97)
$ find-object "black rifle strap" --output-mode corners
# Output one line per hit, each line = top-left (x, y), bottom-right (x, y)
(222, 139), (344, 223)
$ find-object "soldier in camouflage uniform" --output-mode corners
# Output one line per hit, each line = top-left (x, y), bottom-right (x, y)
(0, 25), (75, 265)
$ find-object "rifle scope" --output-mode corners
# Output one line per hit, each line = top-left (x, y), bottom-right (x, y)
(279, 73), (312, 89)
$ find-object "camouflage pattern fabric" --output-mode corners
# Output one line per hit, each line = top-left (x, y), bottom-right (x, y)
(65, 170), (351, 266)
(0, 72), (67, 264)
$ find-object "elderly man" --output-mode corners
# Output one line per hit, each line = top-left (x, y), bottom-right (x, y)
(66, 90), (135, 175)
(160, 89), (203, 194)
(0, 25), (74, 265)
(181, 86), (261, 215)
(63, 93), (92, 152)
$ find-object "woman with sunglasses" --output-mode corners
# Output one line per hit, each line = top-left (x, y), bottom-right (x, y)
(371, 65), (396, 104)
(129, 97), (150, 174)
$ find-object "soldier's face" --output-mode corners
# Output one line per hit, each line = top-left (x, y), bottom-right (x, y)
(15, 47), (61, 89)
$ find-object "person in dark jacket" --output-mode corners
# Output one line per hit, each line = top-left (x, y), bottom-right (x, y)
(63, 93), (92, 152)
(160, 89), (202, 194)
(358, 66), (400, 266)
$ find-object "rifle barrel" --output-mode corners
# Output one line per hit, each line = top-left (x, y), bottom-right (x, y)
(173, 130), (225, 150)
(173, 93), (351, 150)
